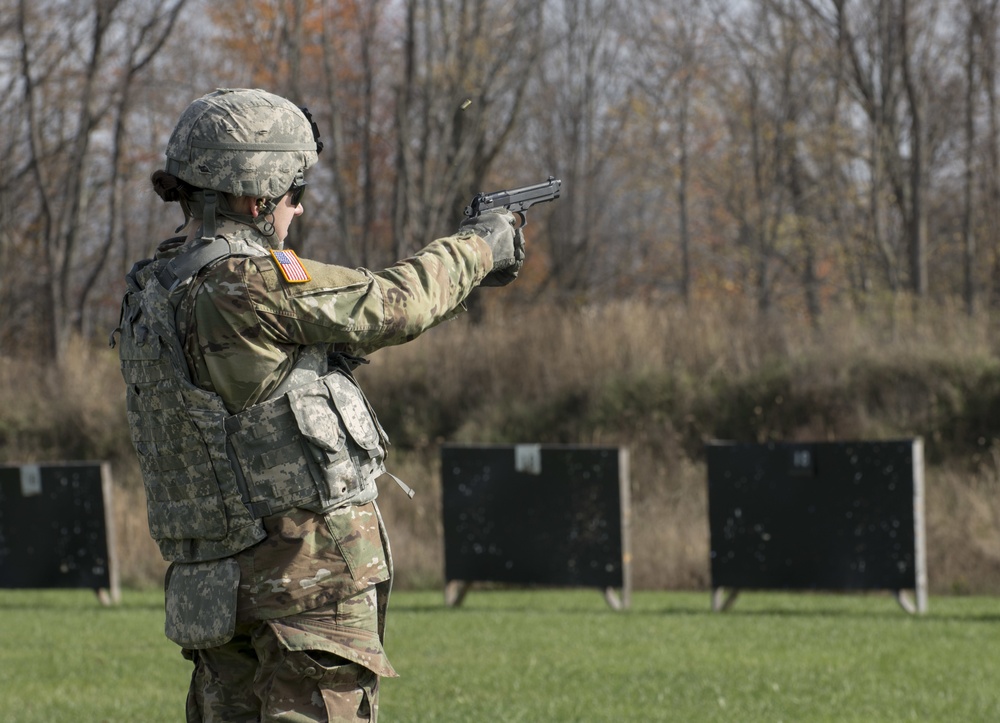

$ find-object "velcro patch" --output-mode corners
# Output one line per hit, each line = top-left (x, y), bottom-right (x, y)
(271, 249), (311, 283)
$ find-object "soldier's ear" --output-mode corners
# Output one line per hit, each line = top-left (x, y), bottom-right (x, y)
(225, 195), (259, 217)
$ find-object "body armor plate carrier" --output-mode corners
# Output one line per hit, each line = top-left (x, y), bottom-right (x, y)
(112, 236), (387, 563)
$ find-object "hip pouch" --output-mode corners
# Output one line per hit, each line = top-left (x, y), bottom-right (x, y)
(164, 558), (239, 649)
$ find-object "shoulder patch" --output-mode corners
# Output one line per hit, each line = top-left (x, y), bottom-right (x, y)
(270, 249), (311, 283)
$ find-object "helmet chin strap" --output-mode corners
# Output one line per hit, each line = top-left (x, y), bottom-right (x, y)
(191, 189), (277, 242)
(200, 190), (219, 241)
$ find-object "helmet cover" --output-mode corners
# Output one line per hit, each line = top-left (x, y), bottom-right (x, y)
(165, 88), (320, 199)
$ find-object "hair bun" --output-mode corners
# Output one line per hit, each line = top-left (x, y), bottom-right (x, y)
(151, 170), (183, 202)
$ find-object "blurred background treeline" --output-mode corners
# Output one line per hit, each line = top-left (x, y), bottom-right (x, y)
(2, 0), (1000, 594)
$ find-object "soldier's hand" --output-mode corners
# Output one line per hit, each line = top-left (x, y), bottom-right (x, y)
(460, 209), (524, 287)
(480, 226), (524, 287)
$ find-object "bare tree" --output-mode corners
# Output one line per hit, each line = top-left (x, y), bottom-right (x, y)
(313, 0), (389, 268)
(527, 0), (639, 298)
(10, 0), (189, 359)
(391, 0), (545, 259)
(980, 1), (1000, 308)
(800, 0), (970, 307)
(630, 0), (711, 305)
(961, 0), (981, 315)
(899, 0), (932, 297)
(706, 0), (808, 315)
(7, 0), (1000, 357)
(223, 1), (546, 269)
(76, 1), (189, 336)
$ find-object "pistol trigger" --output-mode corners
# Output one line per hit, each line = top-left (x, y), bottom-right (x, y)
(514, 211), (527, 228)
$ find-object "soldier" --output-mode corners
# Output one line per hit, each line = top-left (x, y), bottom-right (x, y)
(111, 88), (524, 722)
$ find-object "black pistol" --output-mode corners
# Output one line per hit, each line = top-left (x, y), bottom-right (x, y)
(464, 177), (562, 226)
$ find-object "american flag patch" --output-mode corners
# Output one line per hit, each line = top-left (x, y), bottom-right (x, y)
(271, 249), (311, 283)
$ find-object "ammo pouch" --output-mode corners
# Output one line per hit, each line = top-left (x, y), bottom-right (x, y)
(225, 367), (388, 517)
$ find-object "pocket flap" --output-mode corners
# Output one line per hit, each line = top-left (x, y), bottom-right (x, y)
(287, 382), (346, 453)
(325, 374), (380, 451)
(268, 614), (397, 678)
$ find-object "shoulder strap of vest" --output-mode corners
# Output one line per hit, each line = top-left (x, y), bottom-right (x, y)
(155, 237), (233, 292)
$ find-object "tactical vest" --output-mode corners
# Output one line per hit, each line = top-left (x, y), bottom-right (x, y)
(112, 234), (387, 563)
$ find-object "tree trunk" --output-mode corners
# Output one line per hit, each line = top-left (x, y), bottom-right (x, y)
(962, 0), (979, 316)
(900, 0), (928, 297)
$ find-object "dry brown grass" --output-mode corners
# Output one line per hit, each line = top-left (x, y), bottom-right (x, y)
(364, 297), (1000, 593)
(924, 460), (1000, 594)
(109, 465), (170, 588)
(2, 297), (1000, 593)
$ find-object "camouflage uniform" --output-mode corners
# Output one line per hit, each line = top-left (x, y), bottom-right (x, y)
(139, 219), (492, 722)
(114, 87), (505, 723)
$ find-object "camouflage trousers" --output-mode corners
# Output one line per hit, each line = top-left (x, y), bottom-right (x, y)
(183, 585), (392, 722)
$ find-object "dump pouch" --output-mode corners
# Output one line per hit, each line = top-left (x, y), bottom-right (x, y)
(164, 558), (240, 649)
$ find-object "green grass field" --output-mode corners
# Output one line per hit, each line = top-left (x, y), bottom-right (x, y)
(0, 588), (997, 722)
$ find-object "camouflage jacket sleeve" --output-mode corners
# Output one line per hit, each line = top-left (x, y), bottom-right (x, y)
(186, 231), (492, 410)
(250, 231), (492, 350)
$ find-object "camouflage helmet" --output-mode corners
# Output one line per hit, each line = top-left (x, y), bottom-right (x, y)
(164, 88), (320, 199)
